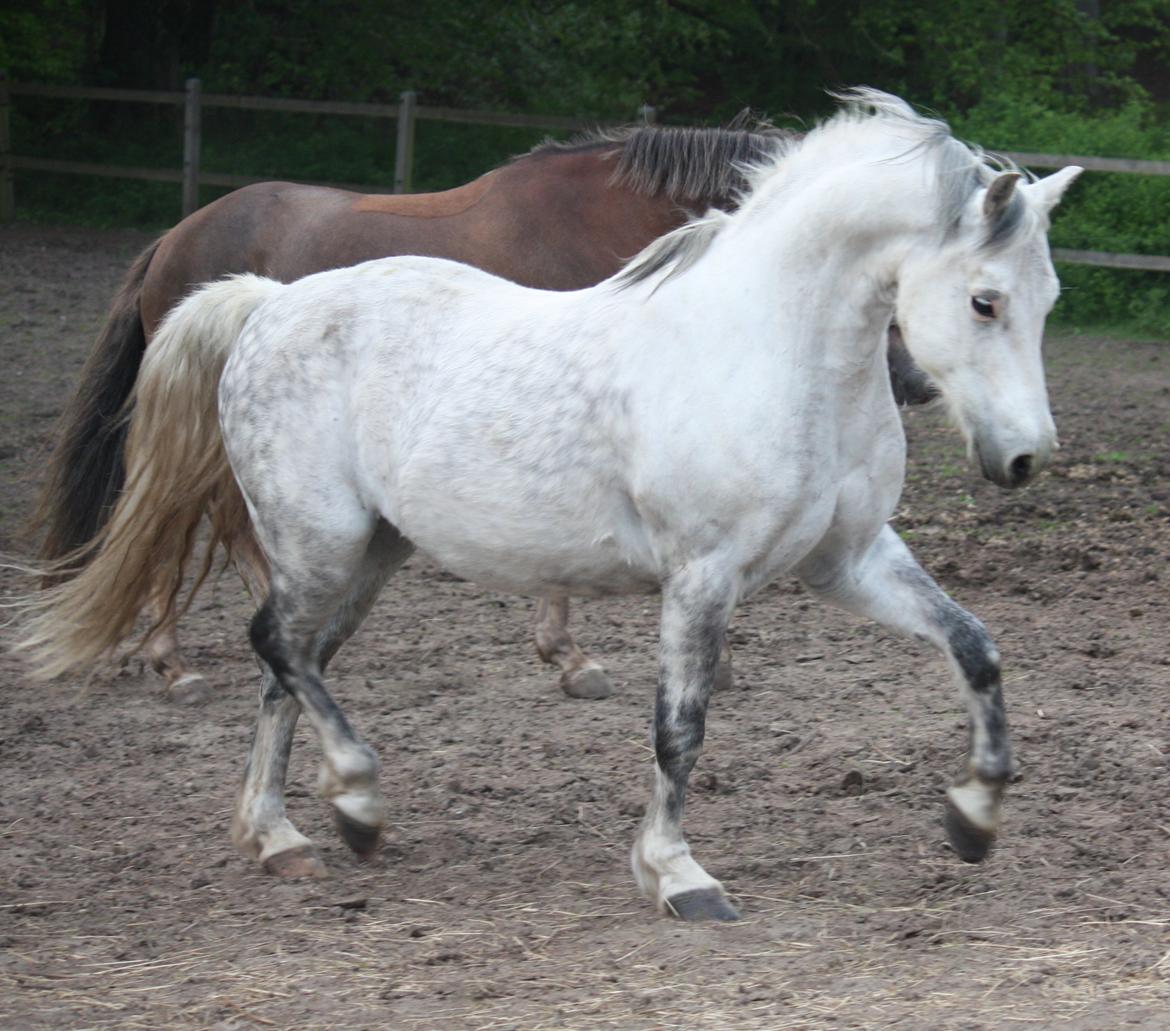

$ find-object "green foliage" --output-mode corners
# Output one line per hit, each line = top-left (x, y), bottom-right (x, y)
(955, 98), (1170, 335)
(4, 0), (1170, 334)
(205, 1), (729, 117)
(0, 1), (88, 81)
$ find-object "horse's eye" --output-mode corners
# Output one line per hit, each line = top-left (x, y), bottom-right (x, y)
(971, 296), (996, 319)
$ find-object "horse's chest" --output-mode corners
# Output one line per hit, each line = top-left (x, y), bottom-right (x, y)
(734, 403), (904, 584)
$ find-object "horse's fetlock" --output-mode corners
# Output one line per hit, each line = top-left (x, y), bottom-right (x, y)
(318, 744), (379, 799)
(972, 752), (1013, 786)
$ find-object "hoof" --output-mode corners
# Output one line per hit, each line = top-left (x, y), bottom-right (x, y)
(561, 667), (613, 700)
(665, 888), (740, 922)
(944, 797), (996, 863)
(713, 658), (734, 693)
(334, 809), (381, 858)
(164, 673), (213, 706)
(263, 845), (329, 879)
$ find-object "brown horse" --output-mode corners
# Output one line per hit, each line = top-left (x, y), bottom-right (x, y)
(33, 121), (935, 702)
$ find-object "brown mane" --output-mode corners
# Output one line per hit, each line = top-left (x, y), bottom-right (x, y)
(527, 115), (793, 203)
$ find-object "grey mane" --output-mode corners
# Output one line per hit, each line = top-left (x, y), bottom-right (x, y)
(528, 114), (793, 204)
(612, 209), (731, 290)
(827, 89), (1028, 251)
(613, 89), (1033, 293)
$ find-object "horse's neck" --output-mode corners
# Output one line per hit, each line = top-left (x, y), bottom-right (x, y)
(663, 177), (912, 377)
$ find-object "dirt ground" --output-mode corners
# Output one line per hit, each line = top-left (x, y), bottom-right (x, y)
(0, 223), (1167, 1030)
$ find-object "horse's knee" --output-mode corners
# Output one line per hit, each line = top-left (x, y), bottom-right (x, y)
(945, 612), (1001, 693)
(249, 601), (291, 677)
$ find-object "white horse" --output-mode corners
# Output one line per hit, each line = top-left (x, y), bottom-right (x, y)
(17, 90), (1081, 921)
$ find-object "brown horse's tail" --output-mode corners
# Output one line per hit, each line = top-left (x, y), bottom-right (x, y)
(31, 237), (161, 565)
(15, 275), (283, 680)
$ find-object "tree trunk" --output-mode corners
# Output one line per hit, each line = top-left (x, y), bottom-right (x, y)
(95, 0), (217, 90)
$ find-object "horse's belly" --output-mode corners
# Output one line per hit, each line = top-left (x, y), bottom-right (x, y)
(421, 543), (659, 598)
(404, 519), (659, 597)
(386, 468), (659, 598)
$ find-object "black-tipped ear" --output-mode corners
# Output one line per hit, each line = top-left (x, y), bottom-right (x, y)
(983, 172), (1022, 220)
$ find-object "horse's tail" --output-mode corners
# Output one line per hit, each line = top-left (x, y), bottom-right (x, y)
(30, 237), (161, 567)
(15, 274), (282, 680)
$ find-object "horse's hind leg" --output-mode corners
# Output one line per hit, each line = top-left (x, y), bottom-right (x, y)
(143, 582), (212, 705)
(800, 525), (1013, 861)
(534, 596), (735, 700)
(143, 527), (270, 706)
(534, 596), (613, 699)
(233, 521), (412, 877)
(238, 516), (412, 874)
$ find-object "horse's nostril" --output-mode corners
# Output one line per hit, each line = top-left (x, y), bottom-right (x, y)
(1008, 454), (1034, 486)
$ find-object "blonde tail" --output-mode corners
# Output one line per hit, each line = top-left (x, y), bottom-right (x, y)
(15, 274), (283, 679)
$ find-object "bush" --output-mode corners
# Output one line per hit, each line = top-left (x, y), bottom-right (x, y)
(955, 97), (1170, 336)
(8, 83), (1170, 336)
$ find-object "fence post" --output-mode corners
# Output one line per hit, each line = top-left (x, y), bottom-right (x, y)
(182, 77), (202, 217)
(394, 89), (416, 194)
(0, 69), (14, 222)
(638, 103), (656, 124)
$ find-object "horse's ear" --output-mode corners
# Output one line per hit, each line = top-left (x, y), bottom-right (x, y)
(983, 172), (1022, 220)
(1027, 165), (1083, 214)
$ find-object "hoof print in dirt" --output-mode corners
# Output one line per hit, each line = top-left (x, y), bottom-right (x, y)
(943, 799), (996, 863)
(666, 888), (741, 922)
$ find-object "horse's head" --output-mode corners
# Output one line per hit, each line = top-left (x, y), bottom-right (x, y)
(894, 164), (1082, 488)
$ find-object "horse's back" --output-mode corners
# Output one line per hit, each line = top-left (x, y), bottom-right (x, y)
(139, 146), (689, 336)
(141, 182), (354, 333)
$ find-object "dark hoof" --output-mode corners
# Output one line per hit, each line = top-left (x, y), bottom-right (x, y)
(263, 845), (329, 879)
(164, 673), (213, 706)
(334, 809), (381, 858)
(713, 658), (734, 693)
(665, 888), (740, 922)
(944, 798), (996, 863)
(562, 667), (613, 700)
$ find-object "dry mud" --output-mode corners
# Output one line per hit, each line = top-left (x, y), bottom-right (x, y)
(1, 224), (1168, 1029)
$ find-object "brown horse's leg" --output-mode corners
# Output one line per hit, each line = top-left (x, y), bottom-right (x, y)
(714, 638), (735, 694)
(534, 597), (614, 700)
(143, 583), (213, 705)
(143, 526), (270, 706)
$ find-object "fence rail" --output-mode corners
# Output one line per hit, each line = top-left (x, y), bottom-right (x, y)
(1, 72), (1167, 273)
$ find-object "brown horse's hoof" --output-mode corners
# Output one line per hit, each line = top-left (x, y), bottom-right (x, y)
(263, 845), (329, 879)
(164, 673), (213, 706)
(561, 667), (614, 700)
(665, 888), (740, 922)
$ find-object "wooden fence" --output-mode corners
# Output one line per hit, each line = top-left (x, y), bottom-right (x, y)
(1, 71), (1168, 273)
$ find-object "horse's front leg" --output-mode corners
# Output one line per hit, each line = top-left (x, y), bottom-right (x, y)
(533, 596), (613, 699)
(801, 525), (1012, 860)
(631, 566), (740, 921)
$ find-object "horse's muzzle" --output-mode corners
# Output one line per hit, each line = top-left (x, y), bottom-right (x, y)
(975, 439), (1052, 490)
